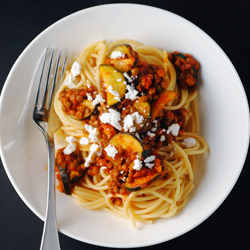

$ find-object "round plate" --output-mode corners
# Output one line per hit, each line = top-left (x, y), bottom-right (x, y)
(0, 4), (249, 248)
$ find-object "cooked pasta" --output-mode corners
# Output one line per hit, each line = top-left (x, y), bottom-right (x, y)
(53, 39), (208, 228)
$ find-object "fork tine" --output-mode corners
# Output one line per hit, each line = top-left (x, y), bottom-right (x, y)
(39, 49), (54, 111)
(46, 50), (61, 109)
(34, 48), (48, 113)
(59, 51), (67, 87)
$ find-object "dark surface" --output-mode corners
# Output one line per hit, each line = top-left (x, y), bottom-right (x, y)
(0, 1), (249, 250)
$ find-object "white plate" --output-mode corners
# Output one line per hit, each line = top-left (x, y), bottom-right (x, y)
(0, 4), (249, 248)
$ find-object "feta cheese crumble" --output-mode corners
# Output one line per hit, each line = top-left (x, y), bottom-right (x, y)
(84, 143), (102, 168)
(123, 72), (133, 82)
(64, 74), (76, 89)
(99, 108), (122, 130)
(133, 159), (143, 171)
(160, 135), (166, 142)
(107, 85), (120, 102)
(182, 137), (196, 148)
(63, 136), (77, 155)
(145, 163), (154, 169)
(71, 61), (82, 77)
(104, 144), (118, 159)
(147, 131), (155, 137)
(92, 94), (106, 106)
(125, 85), (139, 100)
(79, 137), (89, 145)
(84, 124), (99, 142)
(123, 112), (144, 132)
(167, 123), (180, 136)
(63, 143), (77, 155)
(86, 93), (93, 101)
(144, 155), (156, 163)
(65, 136), (77, 144)
(110, 51), (125, 59)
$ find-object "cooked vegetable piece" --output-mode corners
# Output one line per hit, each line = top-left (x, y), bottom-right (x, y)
(109, 133), (144, 159)
(124, 171), (161, 191)
(99, 64), (126, 106)
(107, 44), (139, 72)
(173, 53), (187, 61)
(133, 99), (151, 130)
(172, 52), (198, 84)
(56, 164), (71, 195)
(150, 91), (177, 121)
(70, 171), (81, 183)
(142, 148), (152, 159)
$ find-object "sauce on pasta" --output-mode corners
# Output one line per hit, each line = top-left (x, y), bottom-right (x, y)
(53, 40), (208, 228)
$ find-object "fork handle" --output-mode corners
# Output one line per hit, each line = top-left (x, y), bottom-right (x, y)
(40, 142), (61, 250)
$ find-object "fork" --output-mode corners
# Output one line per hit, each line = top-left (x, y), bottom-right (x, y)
(33, 48), (67, 250)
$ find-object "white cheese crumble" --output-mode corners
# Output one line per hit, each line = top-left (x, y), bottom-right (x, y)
(151, 127), (157, 132)
(99, 108), (122, 130)
(147, 131), (155, 137)
(123, 72), (133, 82)
(86, 93), (93, 101)
(84, 124), (99, 142)
(160, 135), (166, 142)
(65, 136), (77, 144)
(71, 61), (82, 77)
(167, 123), (180, 136)
(85, 143), (102, 168)
(117, 78), (122, 82)
(110, 51), (125, 59)
(182, 137), (196, 148)
(63, 143), (76, 155)
(92, 94), (106, 106)
(133, 159), (143, 171)
(123, 112), (144, 132)
(125, 85), (139, 100)
(79, 137), (89, 145)
(64, 74), (76, 89)
(86, 82), (91, 88)
(145, 163), (154, 169)
(104, 144), (118, 159)
(144, 155), (156, 163)
(122, 176), (126, 182)
(107, 85), (120, 102)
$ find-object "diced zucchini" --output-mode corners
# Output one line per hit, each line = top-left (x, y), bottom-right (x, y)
(173, 52), (198, 80)
(70, 171), (80, 183)
(133, 99), (151, 131)
(142, 148), (152, 159)
(99, 64), (126, 106)
(124, 171), (161, 191)
(106, 44), (139, 72)
(109, 133), (144, 159)
(150, 91), (177, 121)
(56, 164), (71, 195)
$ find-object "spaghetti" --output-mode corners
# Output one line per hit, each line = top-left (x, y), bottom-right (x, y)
(53, 40), (208, 228)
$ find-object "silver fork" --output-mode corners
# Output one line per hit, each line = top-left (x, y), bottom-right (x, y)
(33, 48), (67, 250)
